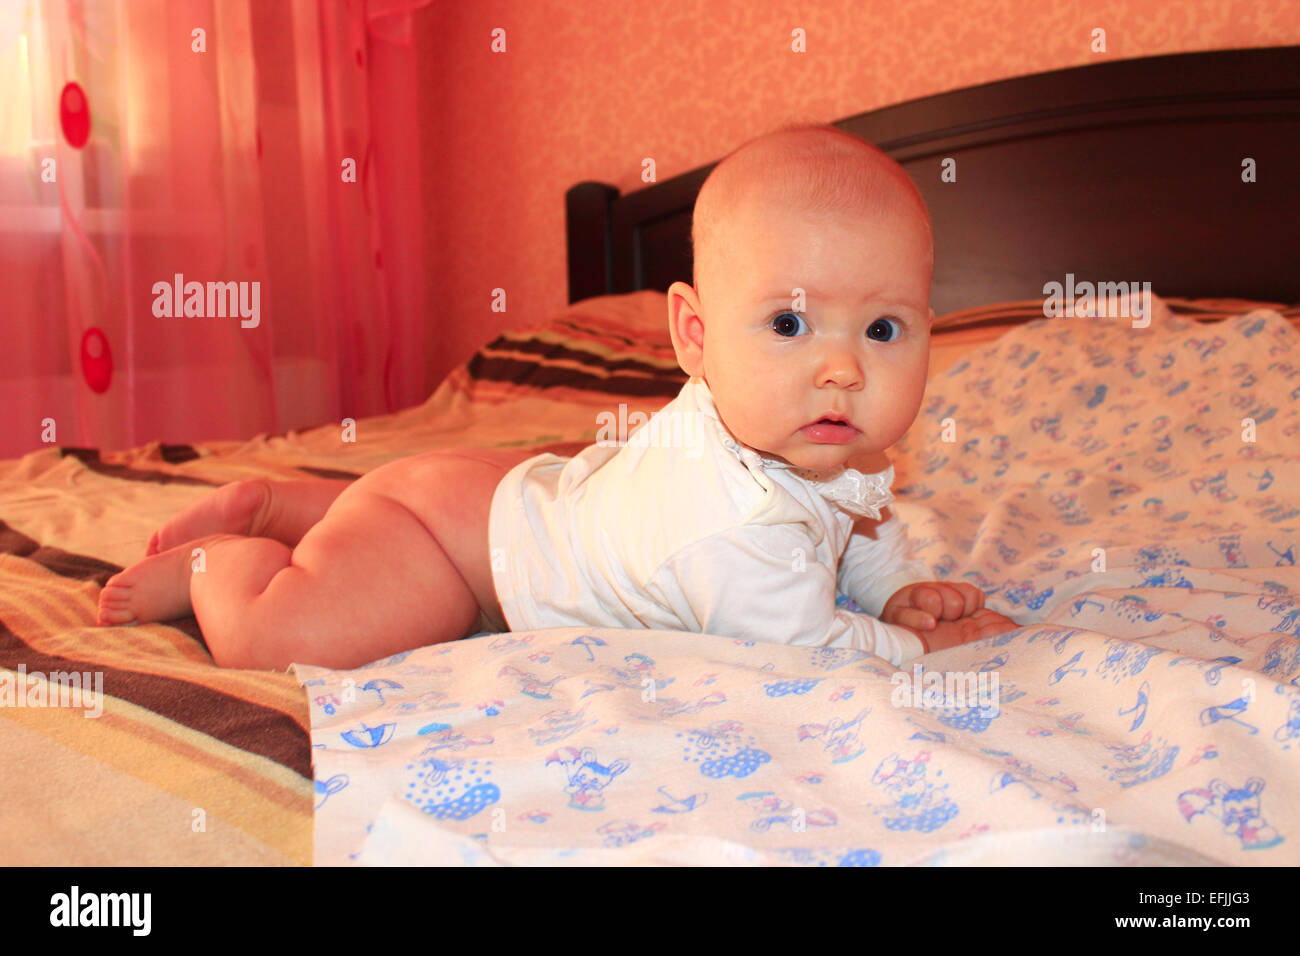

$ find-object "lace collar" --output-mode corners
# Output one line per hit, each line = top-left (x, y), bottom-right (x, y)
(719, 436), (896, 519)
(687, 378), (896, 520)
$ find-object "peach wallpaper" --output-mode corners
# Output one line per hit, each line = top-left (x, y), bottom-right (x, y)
(411, 0), (1300, 393)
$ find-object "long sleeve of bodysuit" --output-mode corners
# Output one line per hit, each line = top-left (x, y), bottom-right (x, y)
(836, 509), (932, 619)
(645, 522), (926, 666)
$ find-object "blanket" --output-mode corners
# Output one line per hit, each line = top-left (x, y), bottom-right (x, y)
(296, 299), (1300, 865)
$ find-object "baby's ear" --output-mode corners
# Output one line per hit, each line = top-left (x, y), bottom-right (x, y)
(666, 281), (706, 377)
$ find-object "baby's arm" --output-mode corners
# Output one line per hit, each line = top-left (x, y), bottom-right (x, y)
(841, 510), (1018, 649)
(645, 525), (925, 666)
(836, 508), (931, 618)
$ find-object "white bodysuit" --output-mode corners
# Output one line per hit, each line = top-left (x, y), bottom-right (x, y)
(487, 376), (931, 665)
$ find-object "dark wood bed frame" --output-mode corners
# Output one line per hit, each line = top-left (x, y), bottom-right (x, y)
(566, 46), (1300, 316)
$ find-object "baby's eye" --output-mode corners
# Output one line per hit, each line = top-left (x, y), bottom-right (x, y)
(867, 317), (902, 342)
(771, 312), (809, 337)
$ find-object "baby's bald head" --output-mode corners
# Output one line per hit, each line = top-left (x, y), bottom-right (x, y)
(690, 125), (933, 304)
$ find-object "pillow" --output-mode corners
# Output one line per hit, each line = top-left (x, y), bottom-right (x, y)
(463, 291), (685, 404)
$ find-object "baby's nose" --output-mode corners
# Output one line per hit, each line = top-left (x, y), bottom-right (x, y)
(817, 351), (864, 387)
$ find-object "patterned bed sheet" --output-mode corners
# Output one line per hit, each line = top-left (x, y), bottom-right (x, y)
(295, 297), (1300, 866)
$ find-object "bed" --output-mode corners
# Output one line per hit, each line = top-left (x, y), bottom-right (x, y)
(2, 46), (1298, 867)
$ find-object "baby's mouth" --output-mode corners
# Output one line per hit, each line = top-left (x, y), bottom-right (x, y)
(804, 411), (855, 428)
(799, 415), (860, 444)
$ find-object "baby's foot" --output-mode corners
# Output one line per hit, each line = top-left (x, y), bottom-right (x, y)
(98, 539), (216, 625)
(147, 480), (268, 555)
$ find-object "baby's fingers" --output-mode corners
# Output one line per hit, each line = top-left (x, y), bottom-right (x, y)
(890, 606), (937, 632)
(911, 584), (954, 620)
(968, 608), (1018, 640)
(949, 582), (985, 617)
(918, 583), (979, 621)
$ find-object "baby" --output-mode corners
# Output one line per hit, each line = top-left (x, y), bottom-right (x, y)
(97, 124), (1017, 669)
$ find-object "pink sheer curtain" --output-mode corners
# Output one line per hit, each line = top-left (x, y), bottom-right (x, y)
(0, 0), (429, 460)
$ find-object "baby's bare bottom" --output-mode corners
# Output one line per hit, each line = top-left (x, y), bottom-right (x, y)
(193, 448), (530, 671)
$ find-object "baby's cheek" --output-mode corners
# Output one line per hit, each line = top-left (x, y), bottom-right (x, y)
(880, 378), (927, 443)
(902, 364), (929, 409)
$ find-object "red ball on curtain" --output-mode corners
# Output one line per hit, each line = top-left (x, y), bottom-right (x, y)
(81, 327), (113, 393)
(60, 82), (91, 148)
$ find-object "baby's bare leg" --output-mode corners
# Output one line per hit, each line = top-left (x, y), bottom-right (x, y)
(191, 481), (481, 671)
(112, 449), (526, 666)
(148, 478), (353, 555)
(105, 479), (354, 628)
(250, 478), (355, 547)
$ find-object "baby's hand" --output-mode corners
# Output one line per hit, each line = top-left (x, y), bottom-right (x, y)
(881, 582), (1018, 653)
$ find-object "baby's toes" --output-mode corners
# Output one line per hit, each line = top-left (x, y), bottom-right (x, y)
(145, 530), (160, 556)
(97, 582), (138, 626)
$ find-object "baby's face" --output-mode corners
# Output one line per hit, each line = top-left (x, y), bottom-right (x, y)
(680, 197), (932, 472)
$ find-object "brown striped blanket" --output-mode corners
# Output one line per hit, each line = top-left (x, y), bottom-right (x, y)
(1, 290), (1293, 865)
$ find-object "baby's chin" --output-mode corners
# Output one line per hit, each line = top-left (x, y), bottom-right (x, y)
(760, 441), (864, 472)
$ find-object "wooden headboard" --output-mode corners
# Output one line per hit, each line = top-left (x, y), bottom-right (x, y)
(566, 46), (1300, 315)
